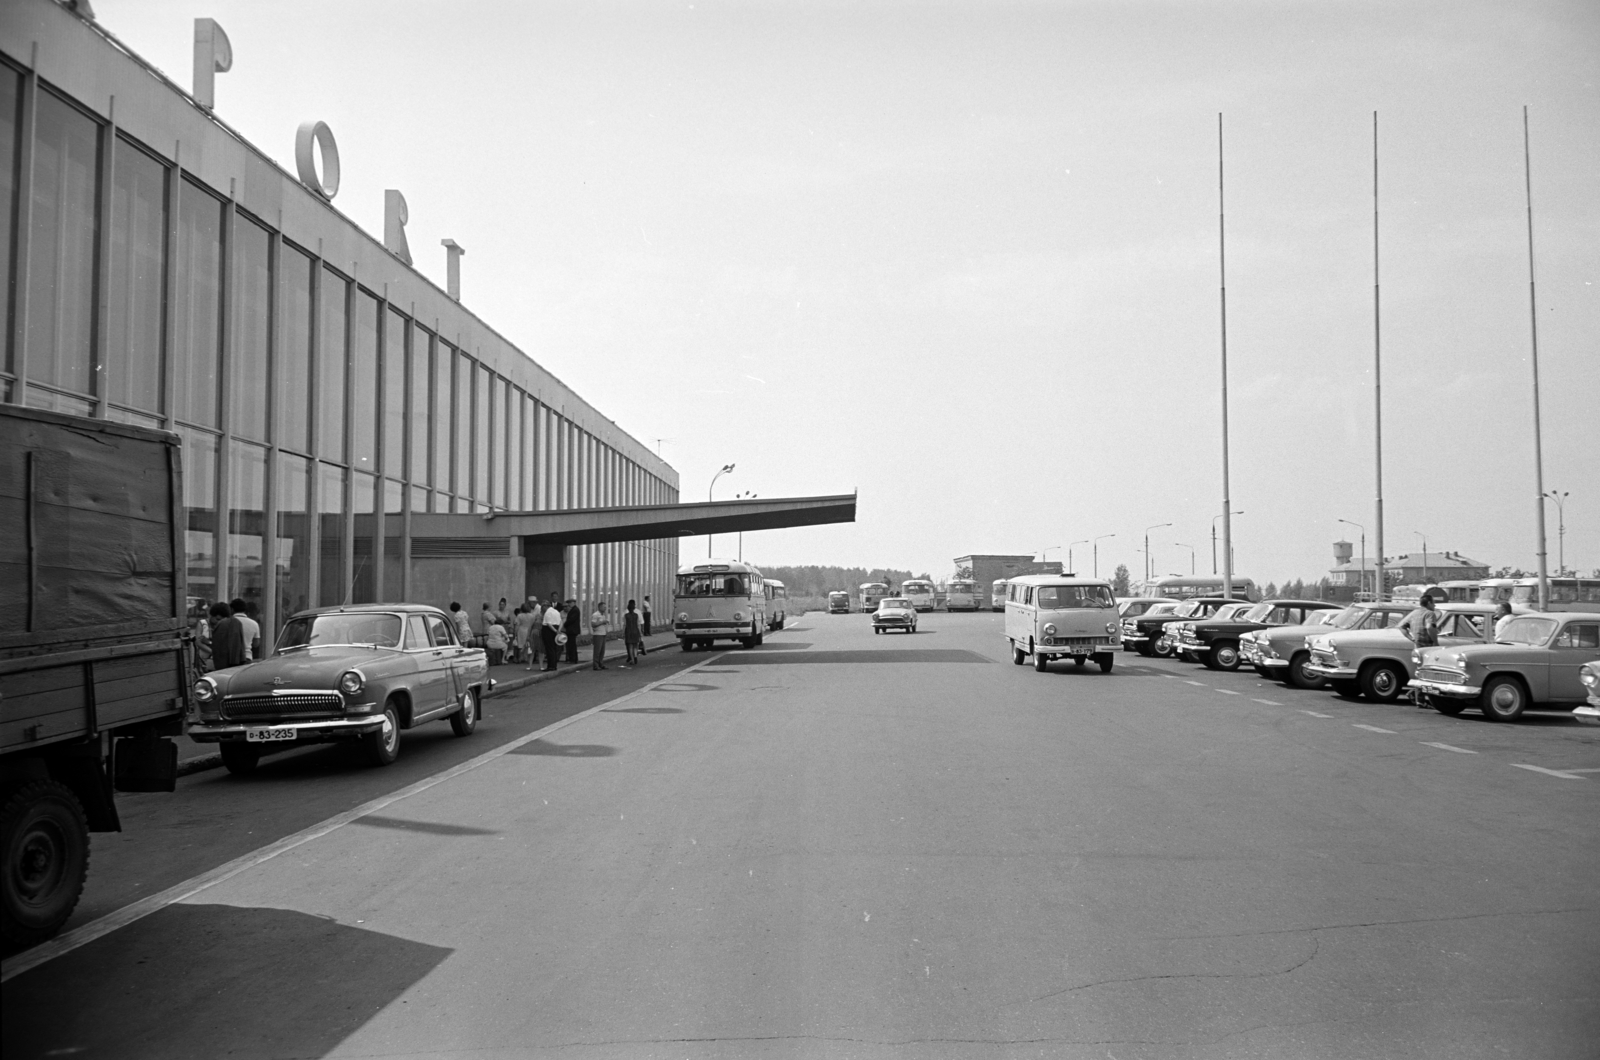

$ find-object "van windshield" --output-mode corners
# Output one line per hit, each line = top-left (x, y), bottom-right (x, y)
(1037, 585), (1114, 609)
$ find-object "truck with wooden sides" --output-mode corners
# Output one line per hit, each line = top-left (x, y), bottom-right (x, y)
(1, 405), (188, 947)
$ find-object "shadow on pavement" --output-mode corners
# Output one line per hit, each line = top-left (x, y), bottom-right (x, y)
(604, 706), (686, 714)
(744, 642), (813, 651)
(726, 649), (992, 665)
(352, 815), (498, 836)
(509, 740), (618, 757)
(1, 903), (452, 1060)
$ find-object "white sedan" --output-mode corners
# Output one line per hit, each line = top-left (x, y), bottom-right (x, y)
(873, 598), (918, 634)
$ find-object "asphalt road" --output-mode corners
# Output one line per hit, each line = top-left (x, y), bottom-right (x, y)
(5, 612), (1598, 1059)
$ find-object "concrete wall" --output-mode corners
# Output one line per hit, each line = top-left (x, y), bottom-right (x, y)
(410, 557), (527, 633)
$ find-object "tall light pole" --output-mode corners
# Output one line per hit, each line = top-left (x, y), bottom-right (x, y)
(707, 463), (734, 557)
(1039, 545), (1061, 570)
(734, 491), (757, 561)
(1174, 542), (1196, 575)
(1414, 531), (1429, 584)
(1068, 540), (1088, 574)
(1338, 518), (1366, 600)
(1217, 114), (1236, 604)
(1523, 106), (1550, 612)
(1093, 534), (1116, 579)
(1211, 510), (1243, 574)
(1144, 523), (1172, 586)
(1372, 111), (1387, 604)
(1544, 491), (1568, 574)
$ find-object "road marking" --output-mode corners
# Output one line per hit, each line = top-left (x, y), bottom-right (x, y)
(1300, 710), (1333, 718)
(1353, 724), (1396, 734)
(1421, 742), (1477, 754)
(0, 651), (735, 984)
(1510, 764), (1587, 780)
(1253, 699), (1283, 706)
(1565, 767), (1600, 774)
(1185, 680), (1206, 686)
(1215, 688), (1240, 695)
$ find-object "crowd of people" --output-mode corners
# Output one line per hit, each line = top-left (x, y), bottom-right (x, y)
(453, 593), (656, 672)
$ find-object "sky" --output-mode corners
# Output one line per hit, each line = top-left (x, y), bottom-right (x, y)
(101, 0), (1599, 585)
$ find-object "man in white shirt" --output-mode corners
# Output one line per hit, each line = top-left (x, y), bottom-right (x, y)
(589, 601), (610, 670)
(540, 598), (563, 671)
(230, 598), (261, 662)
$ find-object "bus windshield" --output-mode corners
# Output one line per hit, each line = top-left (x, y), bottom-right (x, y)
(677, 573), (751, 597)
(1036, 585), (1114, 609)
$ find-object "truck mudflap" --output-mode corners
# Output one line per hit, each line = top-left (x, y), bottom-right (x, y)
(113, 732), (179, 794)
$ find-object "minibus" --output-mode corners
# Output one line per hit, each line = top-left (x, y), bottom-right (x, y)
(859, 582), (889, 613)
(1004, 574), (1121, 673)
(828, 591), (851, 614)
(765, 579), (788, 630)
(674, 560), (767, 650)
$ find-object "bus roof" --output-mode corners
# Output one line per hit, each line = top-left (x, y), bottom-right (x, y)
(1005, 574), (1113, 588)
(677, 559), (763, 575)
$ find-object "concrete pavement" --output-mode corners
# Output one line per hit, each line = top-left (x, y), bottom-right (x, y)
(5, 612), (1597, 1059)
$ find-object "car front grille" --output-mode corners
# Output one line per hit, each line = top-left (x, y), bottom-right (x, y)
(1416, 667), (1466, 685)
(222, 693), (344, 720)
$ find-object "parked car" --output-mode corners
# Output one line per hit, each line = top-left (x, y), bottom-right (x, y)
(1117, 597), (1177, 619)
(1240, 603), (1417, 689)
(872, 597), (918, 634)
(1166, 603), (1254, 663)
(1576, 661), (1600, 720)
(1305, 604), (1498, 702)
(187, 604), (490, 774)
(1409, 612), (1600, 721)
(1174, 599), (1341, 671)
(1121, 597), (1240, 658)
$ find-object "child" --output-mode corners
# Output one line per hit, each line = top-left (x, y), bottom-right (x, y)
(485, 618), (508, 666)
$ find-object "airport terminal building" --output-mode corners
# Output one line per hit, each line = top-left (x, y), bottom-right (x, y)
(1, 1), (688, 641)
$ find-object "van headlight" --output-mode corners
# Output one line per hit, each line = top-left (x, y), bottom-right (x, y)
(733, 611), (745, 621)
(1043, 623), (1057, 636)
(193, 678), (217, 703)
(1105, 621), (1116, 634)
(339, 670), (366, 696)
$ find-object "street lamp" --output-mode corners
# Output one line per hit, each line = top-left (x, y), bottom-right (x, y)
(1338, 518), (1366, 600)
(1174, 542), (1196, 575)
(1039, 545), (1061, 570)
(707, 463), (735, 557)
(735, 491), (757, 561)
(1143, 523), (1172, 586)
(1414, 531), (1429, 584)
(1068, 540), (1088, 574)
(1212, 511), (1243, 574)
(1093, 534), (1116, 579)
(1545, 490), (1569, 575)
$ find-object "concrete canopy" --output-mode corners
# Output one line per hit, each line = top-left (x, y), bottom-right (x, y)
(410, 494), (857, 547)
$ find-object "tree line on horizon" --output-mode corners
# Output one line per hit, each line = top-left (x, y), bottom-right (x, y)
(752, 565), (929, 599)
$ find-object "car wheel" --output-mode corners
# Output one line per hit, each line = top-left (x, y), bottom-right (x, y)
(1286, 652), (1325, 690)
(1331, 679), (1361, 700)
(1429, 694), (1466, 717)
(1479, 675), (1528, 722)
(450, 688), (478, 737)
(1011, 641), (1026, 666)
(1098, 654), (1114, 674)
(363, 703), (401, 766)
(1151, 635), (1175, 658)
(1211, 644), (1241, 671)
(220, 742), (262, 776)
(1034, 649), (1048, 672)
(1359, 661), (1406, 703)
(0, 781), (90, 947)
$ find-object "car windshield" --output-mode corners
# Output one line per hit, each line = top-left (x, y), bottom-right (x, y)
(1037, 585), (1114, 609)
(677, 573), (751, 596)
(1323, 606), (1368, 630)
(880, 598), (910, 608)
(1496, 616), (1557, 646)
(1147, 603), (1177, 615)
(1305, 609), (1338, 627)
(1244, 602), (1275, 622)
(277, 612), (403, 650)
(1174, 600), (1205, 617)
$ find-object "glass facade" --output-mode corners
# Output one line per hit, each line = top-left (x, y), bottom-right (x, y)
(0, 51), (677, 646)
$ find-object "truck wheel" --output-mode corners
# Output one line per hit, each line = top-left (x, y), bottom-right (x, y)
(1011, 641), (1026, 666)
(363, 704), (402, 766)
(220, 742), (262, 776)
(1479, 676), (1527, 722)
(450, 688), (478, 737)
(1359, 661), (1406, 703)
(1286, 652), (1325, 689)
(1, 780), (90, 947)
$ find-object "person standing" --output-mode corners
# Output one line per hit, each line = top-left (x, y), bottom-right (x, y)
(515, 605), (539, 670)
(540, 599), (562, 671)
(230, 598), (261, 661)
(209, 602), (248, 671)
(449, 602), (473, 645)
(479, 602), (497, 645)
(589, 601), (611, 670)
(623, 599), (642, 666)
(1399, 595), (1442, 648)
(563, 599), (582, 664)
(485, 616), (508, 667)
(642, 595), (653, 637)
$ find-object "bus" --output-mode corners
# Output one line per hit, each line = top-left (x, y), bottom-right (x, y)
(945, 579), (980, 611)
(1508, 577), (1600, 612)
(859, 582), (889, 613)
(764, 579), (788, 630)
(1437, 580), (1482, 604)
(902, 578), (937, 612)
(1475, 579), (1519, 606)
(991, 579), (1007, 611)
(828, 591), (851, 614)
(674, 560), (767, 650)
(1139, 575), (1257, 602)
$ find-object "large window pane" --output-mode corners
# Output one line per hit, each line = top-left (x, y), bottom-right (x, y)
(180, 426), (218, 624)
(317, 461), (346, 605)
(507, 389), (522, 510)
(475, 365), (490, 505)
(274, 452), (312, 638)
(432, 338), (450, 493)
(26, 90), (100, 398)
(174, 180), (222, 426)
(410, 326), (431, 488)
(453, 350), (470, 508)
(352, 471), (377, 604)
(229, 217), (270, 441)
(316, 266), (347, 461)
(1, 66), (20, 378)
(226, 440), (266, 620)
(521, 396), (535, 510)
(384, 307), (406, 478)
(107, 138), (166, 415)
(351, 290), (378, 473)
(485, 373), (500, 508)
(277, 245), (313, 451)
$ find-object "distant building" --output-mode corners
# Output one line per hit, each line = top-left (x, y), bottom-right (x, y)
(1327, 542), (1488, 601)
(954, 555), (1065, 595)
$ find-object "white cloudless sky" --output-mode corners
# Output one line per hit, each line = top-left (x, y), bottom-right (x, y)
(100, 0), (1599, 585)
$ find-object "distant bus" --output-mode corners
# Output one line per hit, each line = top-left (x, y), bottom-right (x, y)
(764, 579), (788, 630)
(1437, 580), (1482, 604)
(991, 579), (1007, 612)
(828, 591), (851, 614)
(1475, 579), (1519, 606)
(902, 579), (937, 612)
(1507, 576), (1600, 612)
(859, 582), (889, 613)
(1140, 575), (1257, 602)
(674, 560), (767, 650)
(945, 579), (980, 611)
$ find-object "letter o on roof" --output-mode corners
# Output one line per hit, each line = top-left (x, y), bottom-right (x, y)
(295, 120), (341, 200)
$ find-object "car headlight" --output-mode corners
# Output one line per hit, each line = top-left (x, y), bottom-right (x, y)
(193, 678), (217, 703)
(1043, 623), (1057, 636)
(338, 670), (366, 696)
(1581, 671), (1597, 689)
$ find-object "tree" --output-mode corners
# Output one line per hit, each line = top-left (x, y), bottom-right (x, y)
(1264, 582), (1279, 599)
(955, 566), (973, 580)
(1113, 564), (1131, 595)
